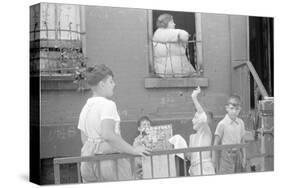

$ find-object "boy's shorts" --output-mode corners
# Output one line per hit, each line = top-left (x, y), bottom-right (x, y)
(219, 149), (243, 174)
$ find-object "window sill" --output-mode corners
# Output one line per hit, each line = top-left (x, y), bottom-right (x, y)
(39, 74), (90, 91)
(40, 74), (74, 81)
(30, 39), (82, 49)
(144, 77), (209, 88)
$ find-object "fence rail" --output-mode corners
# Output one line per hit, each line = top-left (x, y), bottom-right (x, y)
(233, 60), (269, 98)
(152, 37), (201, 77)
(54, 143), (249, 184)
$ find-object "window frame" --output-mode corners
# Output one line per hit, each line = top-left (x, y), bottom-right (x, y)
(145, 10), (208, 88)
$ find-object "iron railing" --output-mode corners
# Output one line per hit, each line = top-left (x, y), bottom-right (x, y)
(151, 35), (202, 77)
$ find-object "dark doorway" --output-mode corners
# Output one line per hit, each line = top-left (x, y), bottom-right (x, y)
(249, 17), (274, 108)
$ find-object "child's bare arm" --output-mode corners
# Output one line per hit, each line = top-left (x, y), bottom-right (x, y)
(212, 135), (221, 172)
(191, 86), (204, 113)
(81, 131), (87, 145)
(241, 136), (247, 168)
(101, 119), (151, 156)
(241, 122), (247, 168)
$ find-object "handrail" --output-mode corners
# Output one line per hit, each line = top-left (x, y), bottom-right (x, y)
(233, 60), (269, 98)
(53, 143), (249, 184)
(152, 38), (201, 77)
(54, 143), (248, 165)
(152, 40), (201, 44)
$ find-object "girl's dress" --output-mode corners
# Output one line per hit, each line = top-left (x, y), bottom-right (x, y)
(189, 126), (215, 176)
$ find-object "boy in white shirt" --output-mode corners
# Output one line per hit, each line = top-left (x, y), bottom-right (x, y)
(188, 87), (215, 176)
(212, 95), (246, 174)
(78, 64), (150, 182)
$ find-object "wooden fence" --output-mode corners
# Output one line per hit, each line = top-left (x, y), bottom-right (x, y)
(54, 143), (250, 184)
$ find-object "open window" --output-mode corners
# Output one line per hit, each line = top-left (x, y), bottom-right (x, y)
(145, 10), (208, 88)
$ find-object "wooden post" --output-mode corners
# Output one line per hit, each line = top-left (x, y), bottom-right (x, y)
(167, 154), (171, 177)
(115, 159), (119, 180)
(183, 153), (187, 176)
(96, 161), (101, 182)
(199, 151), (203, 175)
(258, 99), (274, 171)
(77, 163), (81, 183)
(130, 157), (136, 180)
(246, 61), (269, 98)
(150, 156), (154, 178)
(53, 163), (60, 184)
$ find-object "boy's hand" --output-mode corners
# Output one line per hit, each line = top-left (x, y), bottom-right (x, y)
(191, 86), (201, 98)
(133, 145), (151, 157)
(212, 157), (218, 173)
(136, 167), (143, 179)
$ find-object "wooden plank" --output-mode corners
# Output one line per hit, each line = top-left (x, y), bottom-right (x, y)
(52, 143), (250, 183)
(183, 153), (187, 176)
(53, 144), (249, 165)
(40, 74), (73, 80)
(259, 99), (274, 171)
(232, 60), (247, 69)
(144, 77), (209, 88)
(199, 151), (203, 175)
(53, 163), (60, 184)
(246, 61), (269, 98)
(129, 157), (136, 180)
(96, 161), (101, 182)
(115, 159), (119, 180)
(167, 154), (170, 177)
(40, 78), (79, 91)
(150, 156), (154, 178)
(142, 155), (176, 179)
(232, 60), (269, 99)
(77, 163), (81, 183)
(30, 40), (82, 49)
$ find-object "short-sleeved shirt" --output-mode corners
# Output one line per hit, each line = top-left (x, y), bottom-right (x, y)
(78, 96), (120, 139)
(215, 114), (245, 145)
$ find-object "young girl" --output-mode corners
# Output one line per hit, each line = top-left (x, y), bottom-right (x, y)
(133, 116), (152, 179)
(133, 116), (152, 147)
(188, 86), (215, 176)
(78, 64), (150, 182)
(153, 13), (196, 77)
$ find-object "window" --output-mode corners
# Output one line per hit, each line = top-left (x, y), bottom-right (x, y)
(30, 3), (86, 80)
(145, 10), (207, 88)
